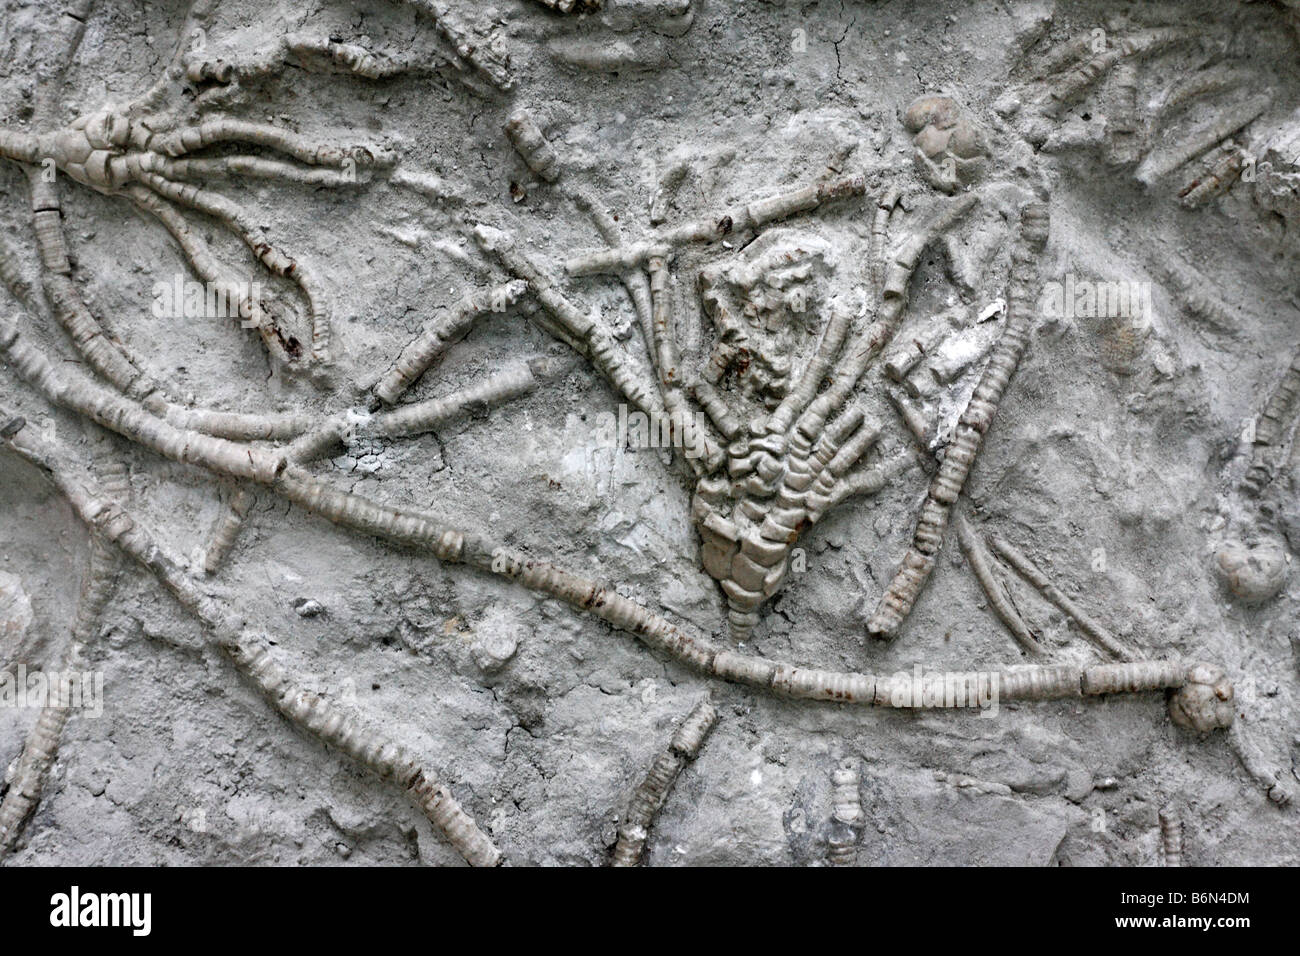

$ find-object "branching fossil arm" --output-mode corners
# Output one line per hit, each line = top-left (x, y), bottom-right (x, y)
(137, 173), (323, 365)
(0, 443), (126, 854)
(768, 305), (852, 436)
(564, 174), (867, 276)
(952, 510), (1047, 658)
(988, 536), (1136, 660)
(0, 322), (1233, 726)
(610, 700), (717, 866)
(866, 200), (1045, 641)
(23, 169), (170, 403)
(0, 427), (502, 866)
(646, 253), (718, 474)
(473, 224), (666, 423)
(825, 452), (916, 510)
(123, 184), (303, 365)
(799, 193), (980, 439)
(373, 281), (529, 406)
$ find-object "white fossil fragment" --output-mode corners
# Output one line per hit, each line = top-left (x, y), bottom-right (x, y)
(867, 201), (1047, 640)
(1213, 541), (1288, 604)
(1158, 804), (1183, 867)
(826, 757), (861, 866)
(504, 110), (560, 183)
(611, 700), (717, 866)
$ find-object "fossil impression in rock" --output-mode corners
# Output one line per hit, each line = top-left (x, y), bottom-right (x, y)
(2, 0), (1290, 869)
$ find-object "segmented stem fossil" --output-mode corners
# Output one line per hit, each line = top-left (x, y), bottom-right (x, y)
(867, 201), (1047, 640)
(1158, 804), (1183, 866)
(0, 425), (502, 866)
(988, 536), (1136, 660)
(611, 700), (717, 866)
(953, 510), (1046, 658)
(827, 757), (861, 866)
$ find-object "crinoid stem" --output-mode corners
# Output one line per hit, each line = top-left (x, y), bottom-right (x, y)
(988, 535), (1136, 660)
(203, 357), (564, 571)
(23, 169), (171, 403)
(199, 484), (255, 575)
(401, 0), (515, 90)
(0, 318), (287, 482)
(279, 33), (425, 80)
(868, 185), (902, 302)
(373, 281), (529, 405)
(1178, 144), (1247, 207)
(821, 193), (981, 420)
(0, 541), (117, 855)
(0, 440), (125, 855)
(952, 510), (1046, 658)
(1042, 28), (1193, 117)
(1244, 343), (1300, 495)
(883, 315), (952, 384)
(1158, 804), (1183, 867)
(827, 757), (861, 866)
(0, 324), (1236, 733)
(1146, 248), (1244, 338)
(364, 357), (561, 440)
(1106, 62), (1143, 167)
(646, 253), (719, 474)
(1, 390), (1230, 731)
(567, 186), (657, 351)
(1227, 722), (1294, 807)
(0, 234), (39, 315)
(866, 200), (1045, 641)
(477, 543), (1216, 716)
(1031, 32), (1098, 79)
(611, 700), (717, 867)
(1156, 65), (1252, 120)
(2, 430), (502, 866)
(473, 223), (665, 421)
(1, 240), (313, 443)
(563, 174), (867, 276)
(503, 109), (559, 182)
(124, 184), (304, 366)
(1135, 94), (1270, 186)
(887, 388), (933, 453)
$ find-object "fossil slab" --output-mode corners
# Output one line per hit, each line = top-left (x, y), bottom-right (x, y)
(0, 0), (1297, 867)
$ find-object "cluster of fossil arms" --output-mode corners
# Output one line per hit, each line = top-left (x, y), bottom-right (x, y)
(0, 0), (1269, 867)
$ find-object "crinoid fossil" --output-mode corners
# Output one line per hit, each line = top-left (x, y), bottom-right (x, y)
(4, 0), (1291, 869)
